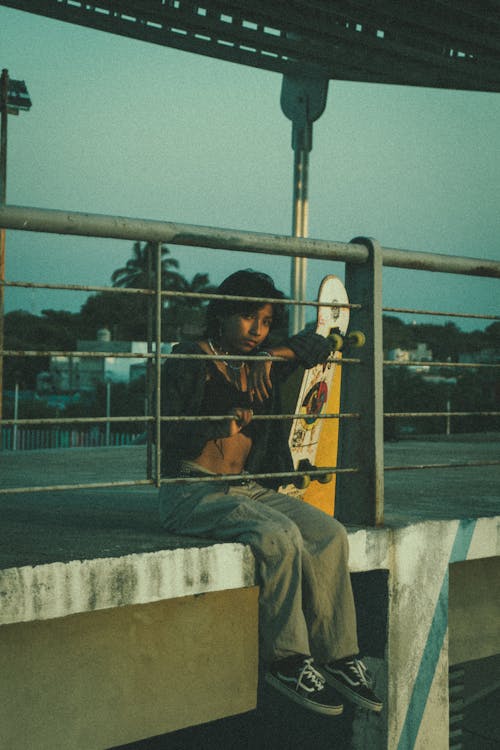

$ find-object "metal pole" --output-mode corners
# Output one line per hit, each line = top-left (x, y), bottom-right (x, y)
(336, 238), (385, 526)
(146, 242), (153, 478)
(0, 70), (7, 203)
(291, 147), (309, 332)
(13, 380), (18, 450)
(105, 380), (111, 446)
(0, 69), (9, 443)
(281, 73), (328, 334)
(154, 242), (162, 487)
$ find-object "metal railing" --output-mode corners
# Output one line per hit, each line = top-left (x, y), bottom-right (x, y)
(1, 204), (499, 525)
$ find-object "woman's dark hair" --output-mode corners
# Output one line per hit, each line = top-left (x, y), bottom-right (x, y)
(205, 269), (286, 340)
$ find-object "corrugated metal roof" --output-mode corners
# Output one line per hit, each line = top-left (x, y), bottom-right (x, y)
(2, 0), (500, 92)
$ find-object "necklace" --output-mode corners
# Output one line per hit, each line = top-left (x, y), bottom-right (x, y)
(208, 338), (244, 371)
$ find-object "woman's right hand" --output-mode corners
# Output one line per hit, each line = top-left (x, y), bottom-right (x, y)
(228, 407), (253, 435)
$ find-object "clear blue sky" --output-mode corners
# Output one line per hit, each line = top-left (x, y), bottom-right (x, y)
(2, 5), (499, 331)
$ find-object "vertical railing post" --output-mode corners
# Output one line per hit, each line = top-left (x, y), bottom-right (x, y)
(145, 242), (153, 479)
(0, 70), (9, 445)
(154, 241), (162, 488)
(335, 237), (385, 526)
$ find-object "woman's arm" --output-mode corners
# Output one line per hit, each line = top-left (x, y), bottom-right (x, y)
(247, 331), (334, 401)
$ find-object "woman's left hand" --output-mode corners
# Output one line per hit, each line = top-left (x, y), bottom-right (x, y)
(247, 358), (273, 402)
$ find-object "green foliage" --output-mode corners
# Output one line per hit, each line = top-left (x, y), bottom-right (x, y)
(3, 309), (79, 390)
(111, 241), (182, 290)
(79, 290), (151, 341)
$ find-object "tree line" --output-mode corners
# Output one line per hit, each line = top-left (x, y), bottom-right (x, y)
(4, 242), (216, 390)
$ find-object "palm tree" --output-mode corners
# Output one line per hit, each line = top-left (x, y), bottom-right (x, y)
(111, 241), (182, 290)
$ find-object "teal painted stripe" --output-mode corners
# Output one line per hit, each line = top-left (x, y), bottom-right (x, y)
(396, 519), (477, 750)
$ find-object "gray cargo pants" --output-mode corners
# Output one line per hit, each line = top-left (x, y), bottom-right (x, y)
(159, 474), (359, 664)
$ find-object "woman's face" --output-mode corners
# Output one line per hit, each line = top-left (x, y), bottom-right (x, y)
(220, 303), (273, 354)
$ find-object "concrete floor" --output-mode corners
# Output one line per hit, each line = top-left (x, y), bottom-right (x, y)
(0, 434), (499, 570)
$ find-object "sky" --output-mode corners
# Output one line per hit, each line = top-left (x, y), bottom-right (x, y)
(1, 5), (500, 332)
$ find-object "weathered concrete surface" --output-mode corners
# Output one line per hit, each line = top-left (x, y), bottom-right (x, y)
(0, 543), (256, 626)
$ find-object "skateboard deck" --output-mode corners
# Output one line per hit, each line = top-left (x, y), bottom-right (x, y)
(281, 275), (350, 515)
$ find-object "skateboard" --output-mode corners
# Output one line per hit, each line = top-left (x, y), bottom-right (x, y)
(281, 275), (364, 515)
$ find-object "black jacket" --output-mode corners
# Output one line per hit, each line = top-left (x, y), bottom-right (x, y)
(160, 332), (332, 488)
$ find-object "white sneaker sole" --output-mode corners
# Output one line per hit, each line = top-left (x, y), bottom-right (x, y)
(323, 672), (383, 713)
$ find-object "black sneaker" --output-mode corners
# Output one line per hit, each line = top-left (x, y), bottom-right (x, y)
(322, 657), (383, 712)
(265, 655), (343, 716)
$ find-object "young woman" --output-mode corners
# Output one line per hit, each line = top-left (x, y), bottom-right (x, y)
(160, 269), (382, 716)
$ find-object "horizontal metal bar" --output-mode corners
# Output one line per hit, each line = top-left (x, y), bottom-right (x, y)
(0, 467), (359, 494)
(158, 353), (362, 365)
(164, 412), (361, 422)
(0, 204), (369, 264)
(1, 349), (362, 365)
(1, 416), (153, 426)
(163, 290), (359, 309)
(2, 456), (496, 493)
(2, 279), (154, 295)
(381, 243), (500, 277)
(383, 306), (500, 321)
(0, 479), (154, 495)
(3, 411), (495, 428)
(384, 411), (500, 418)
(161, 467), (360, 485)
(385, 460), (500, 471)
(2, 204), (500, 277)
(1, 412), (361, 427)
(2, 279), (361, 309)
(384, 359), (500, 369)
(2, 349), (155, 359)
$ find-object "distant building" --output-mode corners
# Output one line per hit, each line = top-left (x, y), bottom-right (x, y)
(44, 328), (172, 393)
(386, 343), (433, 373)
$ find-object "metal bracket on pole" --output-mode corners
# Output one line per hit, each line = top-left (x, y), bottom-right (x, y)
(335, 237), (385, 527)
(280, 74), (329, 333)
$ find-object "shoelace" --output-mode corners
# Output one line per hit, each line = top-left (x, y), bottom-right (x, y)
(297, 658), (326, 692)
(344, 659), (371, 687)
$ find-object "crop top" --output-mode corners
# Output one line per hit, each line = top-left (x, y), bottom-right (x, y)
(201, 362), (268, 439)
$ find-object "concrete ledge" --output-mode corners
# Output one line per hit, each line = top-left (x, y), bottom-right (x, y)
(2, 516), (498, 628)
(0, 542), (256, 626)
(0, 526), (390, 628)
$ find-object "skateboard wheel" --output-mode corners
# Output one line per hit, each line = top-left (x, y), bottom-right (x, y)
(328, 332), (343, 351)
(347, 330), (366, 348)
(294, 474), (311, 490)
(317, 472), (333, 484)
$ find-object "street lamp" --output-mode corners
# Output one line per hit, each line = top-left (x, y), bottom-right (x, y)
(0, 69), (32, 443)
(281, 73), (328, 334)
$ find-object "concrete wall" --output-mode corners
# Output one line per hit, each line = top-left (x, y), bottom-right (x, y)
(384, 517), (500, 750)
(0, 588), (259, 750)
(449, 555), (500, 666)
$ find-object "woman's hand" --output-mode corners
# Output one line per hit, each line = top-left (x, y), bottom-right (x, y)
(247, 358), (273, 403)
(228, 407), (254, 435)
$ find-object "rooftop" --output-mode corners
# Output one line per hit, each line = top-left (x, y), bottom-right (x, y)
(1, 434), (498, 571)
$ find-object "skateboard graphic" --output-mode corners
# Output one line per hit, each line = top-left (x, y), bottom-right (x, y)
(281, 275), (364, 515)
